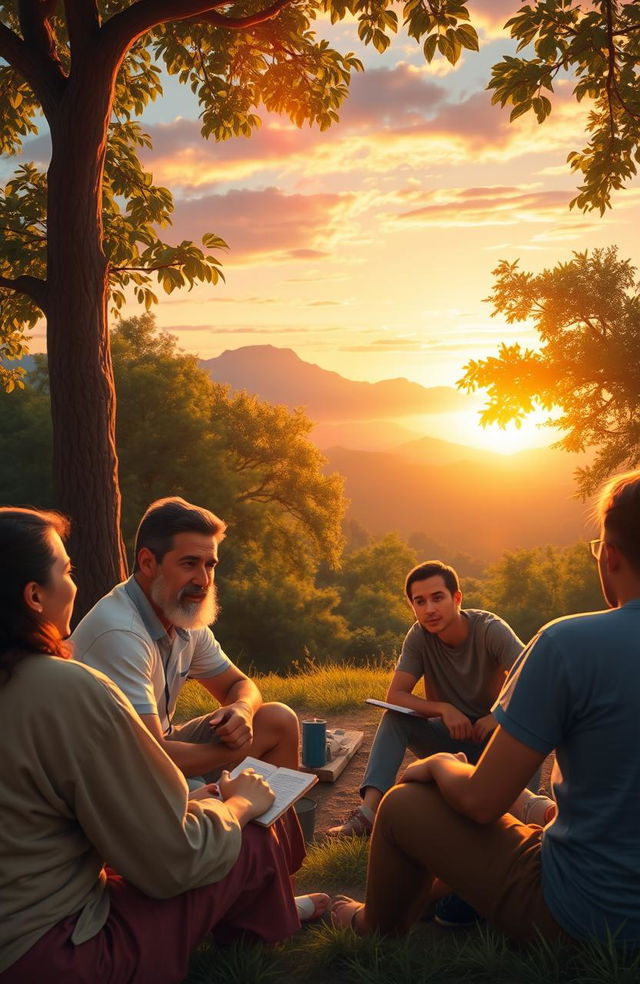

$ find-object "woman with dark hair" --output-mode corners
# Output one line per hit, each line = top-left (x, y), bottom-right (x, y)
(0, 507), (307, 982)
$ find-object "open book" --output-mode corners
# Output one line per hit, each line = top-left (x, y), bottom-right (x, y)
(365, 698), (440, 723)
(229, 756), (318, 827)
(365, 698), (419, 716)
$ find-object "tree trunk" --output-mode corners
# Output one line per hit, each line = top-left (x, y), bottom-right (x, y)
(46, 66), (128, 620)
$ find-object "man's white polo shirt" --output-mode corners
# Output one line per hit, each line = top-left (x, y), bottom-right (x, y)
(72, 577), (231, 733)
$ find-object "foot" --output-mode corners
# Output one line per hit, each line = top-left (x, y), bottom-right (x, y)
(330, 895), (365, 934)
(433, 893), (479, 928)
(327, 806), (373, 838)
(295, 893), (331, 922)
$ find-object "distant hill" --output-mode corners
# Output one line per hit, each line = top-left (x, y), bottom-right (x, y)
(200, 344), (591, 560)
(310, 419), (425, 451)
(200, 345), (468, 421)
(324, 444), (589, 560)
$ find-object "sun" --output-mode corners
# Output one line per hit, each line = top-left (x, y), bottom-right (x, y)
(457, 410), (555, 456)
(415, 408), (557, 456)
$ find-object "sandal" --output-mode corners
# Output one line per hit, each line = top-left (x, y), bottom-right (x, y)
(330, 895), (366, 934)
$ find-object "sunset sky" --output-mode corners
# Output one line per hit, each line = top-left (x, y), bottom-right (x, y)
(10, 0), (640, 452)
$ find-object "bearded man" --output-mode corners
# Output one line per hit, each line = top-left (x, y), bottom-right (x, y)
(73, 497), (299, 779)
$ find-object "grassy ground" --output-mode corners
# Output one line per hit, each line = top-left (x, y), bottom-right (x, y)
(176, 660), (392, 720)
(179, 665), (639, 984)
(185, 836), (640, 984)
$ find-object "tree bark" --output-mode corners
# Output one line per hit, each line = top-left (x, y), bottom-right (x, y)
(46, 55), (128, 620)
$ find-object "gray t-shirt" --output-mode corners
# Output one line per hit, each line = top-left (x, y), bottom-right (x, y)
(396, 609), (523, 719)
(72, 577), (231, 732)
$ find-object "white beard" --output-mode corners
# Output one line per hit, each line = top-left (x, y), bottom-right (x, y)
(150, 573), (219, 629)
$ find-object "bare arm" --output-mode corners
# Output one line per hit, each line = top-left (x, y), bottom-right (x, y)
(138, 667), (262, 774)
(387, 669), (474, 740)
(200, 665), (262, 749)
(139, 711), (247, 776)
(402, 725), (545, 823)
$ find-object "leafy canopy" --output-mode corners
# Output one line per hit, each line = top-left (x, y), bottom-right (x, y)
(458, 246), (640, 497)
(464, 542), (602, 641)
(0, 0), (480, 386)
(0, 314), (350, 669)
(111, 313), (346, 566)
(489, 0), (640, 214)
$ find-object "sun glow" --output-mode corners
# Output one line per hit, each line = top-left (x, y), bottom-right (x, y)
(463, 418), (550, 455)
(413, 408), (558, 457)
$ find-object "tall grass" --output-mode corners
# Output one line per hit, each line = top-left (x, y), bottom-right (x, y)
(175, 660), (392, 721)
(296, 835), (369, 894)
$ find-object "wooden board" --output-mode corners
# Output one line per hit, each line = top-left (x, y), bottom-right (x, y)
(300, 729), (364, 783)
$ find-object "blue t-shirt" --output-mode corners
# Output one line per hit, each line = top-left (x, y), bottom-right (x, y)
(494, 601), (640, 944)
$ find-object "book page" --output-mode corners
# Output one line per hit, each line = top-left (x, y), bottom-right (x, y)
(228, 757), (316, 825)
(228, 756), (279, 781)
(256, 769), (315, 826)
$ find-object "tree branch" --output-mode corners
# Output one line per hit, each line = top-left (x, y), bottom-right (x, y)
(0, 14), (65, 111)
(64, 0), (101, 53)
(196, 0), (291, 31)
(0, 274), (47, 309)
(17, 0), (67, 78)
(604, 0), (617, 140)
(102, 0), (292, 63)
(111, 262), (181, 272)
(18, 0), (59, 58)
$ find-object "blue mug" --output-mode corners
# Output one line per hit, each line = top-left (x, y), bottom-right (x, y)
(302, 719), (327, 768)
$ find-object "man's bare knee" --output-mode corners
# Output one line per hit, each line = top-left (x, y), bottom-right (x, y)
(253, 701), (299, 740)
(378, 782), (448, 834)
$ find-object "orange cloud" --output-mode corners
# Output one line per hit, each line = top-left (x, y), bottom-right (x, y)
(144, 75), (590, 197)
(167, 187), (358, 261)
(392, 185), (574, 227)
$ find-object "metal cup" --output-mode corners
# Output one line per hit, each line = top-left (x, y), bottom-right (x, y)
(302, 718), (327, 768)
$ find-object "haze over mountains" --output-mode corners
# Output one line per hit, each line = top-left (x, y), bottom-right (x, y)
(201, 346), (590, 562)
(201, 345), (468, 417)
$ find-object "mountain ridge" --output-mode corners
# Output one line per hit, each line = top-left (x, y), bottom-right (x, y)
(200, 345), (469, 422)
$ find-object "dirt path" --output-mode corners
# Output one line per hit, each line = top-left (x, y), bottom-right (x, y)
(295, 707), (417, 838)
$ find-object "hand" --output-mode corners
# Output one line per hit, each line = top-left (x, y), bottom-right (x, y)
(218, 768), (275, 819)
(401, 751), (468, 784)
(472, 713), (497, 743)
(440, 704), (473, 741)
(209, 702), (253, 750)
(189, 782), (219, 802)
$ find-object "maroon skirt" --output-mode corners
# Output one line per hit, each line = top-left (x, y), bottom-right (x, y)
(1, 811), (305, 984)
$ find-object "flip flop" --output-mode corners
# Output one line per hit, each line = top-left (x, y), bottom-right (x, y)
(330, 895), (365, 934)
(295, 892), (331, 922)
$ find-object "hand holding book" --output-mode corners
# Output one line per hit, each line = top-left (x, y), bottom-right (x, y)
(228, 756), (318, 826)
(218, 767), (276, 824)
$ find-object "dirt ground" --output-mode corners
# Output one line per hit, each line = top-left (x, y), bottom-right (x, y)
(295, 707), (417, 838)
(295, 707), (554, 839)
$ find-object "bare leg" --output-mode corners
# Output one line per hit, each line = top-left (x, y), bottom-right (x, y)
(358, 783), (565, 942)
(249, 702), (300, 769)
(362, 787), (383, 813)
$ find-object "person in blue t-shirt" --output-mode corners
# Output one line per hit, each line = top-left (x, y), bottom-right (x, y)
(331, 469), (640, 946)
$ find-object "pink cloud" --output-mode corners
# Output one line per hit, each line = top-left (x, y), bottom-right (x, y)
(167, 186), (356, 259)
(395, 186), (572, 225)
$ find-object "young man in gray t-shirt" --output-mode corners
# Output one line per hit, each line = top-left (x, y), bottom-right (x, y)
(329, 560), (524, 837)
